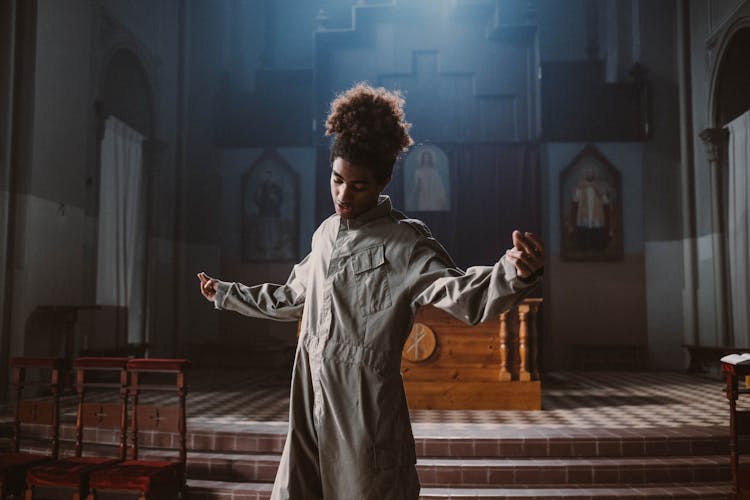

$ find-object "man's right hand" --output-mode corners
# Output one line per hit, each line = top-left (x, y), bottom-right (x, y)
(197, 272), (218, 301)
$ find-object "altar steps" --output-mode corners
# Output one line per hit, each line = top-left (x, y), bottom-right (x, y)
(184, 480), (731, 500)
(0, 422), (735, 499)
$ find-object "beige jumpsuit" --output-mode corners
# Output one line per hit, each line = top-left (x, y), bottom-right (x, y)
(214, 196), (539, 500)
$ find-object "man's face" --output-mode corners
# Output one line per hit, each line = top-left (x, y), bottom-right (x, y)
(330, 157), (388, 219)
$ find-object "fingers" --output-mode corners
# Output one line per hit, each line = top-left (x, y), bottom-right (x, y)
(522, 232), (545, 254)
(197, 272), (217, 301)
(513, 231), (544, 255)
(506, 251), (532, 278)
(512, 230), (522, 250)
(506, 244), (544, 279)
(507, 247), (542, 266)
(511, 231), (546, 268)
(506, 250), (535, 278)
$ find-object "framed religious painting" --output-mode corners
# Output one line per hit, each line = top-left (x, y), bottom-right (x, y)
(241, 150), (299, 262)
(403, 144), (451, 212)
(560, 145), (623, 261)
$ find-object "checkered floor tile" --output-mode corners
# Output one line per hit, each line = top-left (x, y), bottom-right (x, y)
(0, 370), (738, 430)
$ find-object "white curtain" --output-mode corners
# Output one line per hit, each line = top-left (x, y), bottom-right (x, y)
(727, 111), (750, 348)
(96, 116), (145, 344)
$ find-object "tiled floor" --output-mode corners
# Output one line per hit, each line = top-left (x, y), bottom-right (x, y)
(0, 369), (736, 432)
(0, 370), (737, 499)
(183, 370), (735, 429)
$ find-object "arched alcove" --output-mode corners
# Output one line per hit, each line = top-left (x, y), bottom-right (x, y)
(100, 48), (154, 136)
(706, 21), (750, 349)
(713, 26), (750, 127)
(94, 46), (156, 354)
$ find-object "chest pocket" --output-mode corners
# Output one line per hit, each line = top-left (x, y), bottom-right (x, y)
(350, 244), (392, 316)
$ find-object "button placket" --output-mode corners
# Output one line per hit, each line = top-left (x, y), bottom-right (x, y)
(310, 355), (324, 428)
(319, 223), (350, 343)
(319, 289), (333, 340)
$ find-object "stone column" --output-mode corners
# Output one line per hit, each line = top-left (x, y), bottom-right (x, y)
(700, 127), (731, 346)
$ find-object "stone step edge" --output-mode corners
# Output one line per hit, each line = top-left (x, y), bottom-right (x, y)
(418, 484), (733, 499)
(1, 418), (732, 441)
(183, 454), (733, 486)
(181, 451), (738, 469)
(6, 439), (738, 468)
(1, 432), (733, 458)
(184, 480), (733, 498)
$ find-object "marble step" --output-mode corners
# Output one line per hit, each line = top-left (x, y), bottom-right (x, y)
(183, 451), (733, 486)
(2, 440), (735, 487)
(184, 480), (733, 500)
(0, 421), (732, 458)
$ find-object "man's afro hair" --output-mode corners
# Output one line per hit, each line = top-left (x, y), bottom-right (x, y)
(325, 83), (413, 181)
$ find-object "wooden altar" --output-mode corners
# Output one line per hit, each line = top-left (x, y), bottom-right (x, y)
(401, 299), (542, 410)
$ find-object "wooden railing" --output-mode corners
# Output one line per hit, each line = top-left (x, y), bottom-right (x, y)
(499, 298), (542, 382)
(402, 298), (543, 410)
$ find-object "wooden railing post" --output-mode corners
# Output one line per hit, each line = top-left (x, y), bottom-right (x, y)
(13, 365), (24, 453)
(75, 367), (84, 456)
(498, 311), (511, 381)
(528, 299), (542, 380)
(727, 369), (739, 495)
(50, 365), (61, 459)
(119, 365), (129, 461)
(516, 299), (543, 382)
(517, 304), (531, 382)
(130, 371), (139, 460)
(52, 366), (61, 460)
(178, 371), (187, 469)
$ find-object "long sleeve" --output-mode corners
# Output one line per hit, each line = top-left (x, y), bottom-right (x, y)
(212, 252), (311, 322)
(408, 235), (539, 325)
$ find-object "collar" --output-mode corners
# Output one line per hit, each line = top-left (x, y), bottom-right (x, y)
(340, 195), (392, 229)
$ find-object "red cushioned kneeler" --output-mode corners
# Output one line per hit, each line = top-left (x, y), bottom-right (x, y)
(88, 461), (183, 494)
(25, 457), (119, 487)
(25, 357), (130, 499)
(86, 358), (190, 500)
(0, 357), (65, 498)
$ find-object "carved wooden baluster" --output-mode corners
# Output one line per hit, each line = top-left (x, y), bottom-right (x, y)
(726, 368), (739, 495)
(498, 311), (511, 381)
(13, 365), (24, 453)
(75, 367), (85, 456)
(130, 371), (140, 460)
(178, 371), (187, 470)
(518, 303), (531, 382)
(51, 365), (61, 459)
(119, 365), (129, 460)
(527, 299), (542, 380)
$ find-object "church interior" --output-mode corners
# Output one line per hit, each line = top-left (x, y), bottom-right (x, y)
(2, 0), (750, 498)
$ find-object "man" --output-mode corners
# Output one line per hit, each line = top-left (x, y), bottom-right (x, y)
(198, 83), (544, 499)
(569, 165), (612, 252)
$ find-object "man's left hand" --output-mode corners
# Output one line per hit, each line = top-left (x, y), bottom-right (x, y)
(505, 230), (545, 279)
